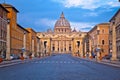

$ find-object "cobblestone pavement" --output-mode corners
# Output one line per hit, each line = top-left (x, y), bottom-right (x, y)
(0, 54), (120, 80)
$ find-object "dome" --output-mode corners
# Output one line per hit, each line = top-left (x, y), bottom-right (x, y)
(55, 12), (70, 28)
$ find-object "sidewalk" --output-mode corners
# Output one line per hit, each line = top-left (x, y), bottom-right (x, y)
(0, 58), (40, 68)
(100, 59), (120, 67)
(81, 57), (120, 68)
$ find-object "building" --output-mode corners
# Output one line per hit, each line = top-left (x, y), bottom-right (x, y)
(88, 23), (110, 59)
(109, 9), (120, 60)
(2, 4), (31, 59)
(16, 24), (30, 57)
(37, 12), (87, 57)
(0, 4), (8, 59)
(26, 28), (37, 57)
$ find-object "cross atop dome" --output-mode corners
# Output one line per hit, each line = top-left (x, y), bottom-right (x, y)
(60, 12), (65, 19)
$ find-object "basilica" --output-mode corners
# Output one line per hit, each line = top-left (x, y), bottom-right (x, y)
(37, 12), (87, 56)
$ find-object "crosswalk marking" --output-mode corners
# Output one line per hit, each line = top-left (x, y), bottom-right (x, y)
(31, 61), (87, 64)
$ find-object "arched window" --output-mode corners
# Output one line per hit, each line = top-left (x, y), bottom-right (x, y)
(52, 47), (55, 51)
(77, 41), (80, 47)
(69, 46), (71, 51)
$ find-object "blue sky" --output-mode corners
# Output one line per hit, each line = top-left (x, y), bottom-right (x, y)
(1, 0), (120, 32)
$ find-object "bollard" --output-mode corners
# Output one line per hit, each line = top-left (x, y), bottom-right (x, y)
(83, 56), (86, 58)
(99, 56), (102, 61)
(29, 56), (32, 60)
(20, 56), (24, 60)
(90, 56), (93, 59)
(0, 58), (3, 63)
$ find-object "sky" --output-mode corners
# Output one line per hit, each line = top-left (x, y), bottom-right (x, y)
(0, 0), (120, 32)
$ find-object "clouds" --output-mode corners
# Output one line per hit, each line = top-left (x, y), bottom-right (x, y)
(70, 21), (96, 32)
(52, 0), (120, 10)
(35, 18), (96, 32)
(35, 18), (56, 28)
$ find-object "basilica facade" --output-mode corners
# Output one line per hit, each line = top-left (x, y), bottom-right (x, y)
(37, 12), (87, 56)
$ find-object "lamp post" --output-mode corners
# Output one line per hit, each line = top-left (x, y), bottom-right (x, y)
(96, 46), (101, 61)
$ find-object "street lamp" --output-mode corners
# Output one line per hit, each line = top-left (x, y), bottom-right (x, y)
(95, 46), (101, 61)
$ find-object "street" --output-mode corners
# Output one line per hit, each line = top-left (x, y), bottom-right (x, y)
(0, 54), (120, 80)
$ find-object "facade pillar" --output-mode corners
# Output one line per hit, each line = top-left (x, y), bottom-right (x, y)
(111, 25), (117, 60)
(32, 38), (35, 57)
(84, 41), (86, 57)
(51, 41), (53, 53)
(59, 41), (61, 53)
(37, 38), (40, 57)
(6, 24), (10, 60)
(23, 32), (26, 58)
(81, 40), (83, 57)
(89, 39), (92, 57)
(62, 40), (64, 53)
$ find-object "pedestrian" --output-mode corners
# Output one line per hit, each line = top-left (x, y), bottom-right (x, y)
(20, 53), (24, 60)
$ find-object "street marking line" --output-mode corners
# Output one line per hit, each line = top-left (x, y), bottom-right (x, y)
(60, 61), (63, 63)
(52, 61), (55, 63)
(68, 62), (70, 63)
(64, 61), (66, 63)
(47, 61), (50, 63)
(35, 62), (38, 63)
(76, 62), (78, 64)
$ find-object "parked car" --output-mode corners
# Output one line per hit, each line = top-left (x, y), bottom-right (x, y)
(10, 54), (20, 60)
(103, 54), (112, 59)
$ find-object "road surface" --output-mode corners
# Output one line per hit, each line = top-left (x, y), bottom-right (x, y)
(0, 54), (120, 80)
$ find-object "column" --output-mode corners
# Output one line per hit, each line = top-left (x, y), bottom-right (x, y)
(84, 41), (86, 57)
(32, 38), (35, 57)
(81, 40), (83, 57)
(111, 25), (117, 60)
(6, 24), (10, 60)
(62, 40), (64, 53)
(59, 41), (61, 53)
(51, 41), (53, 53)
(23, 32), (26, 57)
(37, 38), (40, 57)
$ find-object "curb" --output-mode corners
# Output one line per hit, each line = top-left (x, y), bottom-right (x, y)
(80, 58), (120, 68)
(0, 58), (40, 68)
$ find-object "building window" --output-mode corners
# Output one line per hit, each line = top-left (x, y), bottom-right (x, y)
(52, 47), (55, 51)
(102, 29), (104, 33)
(69, 47), (71, 51)
(44, 41), (47, 48)
(102, 40), (105, 45)
(64, 48), (66, 51)
(97, 30), (100, 35)
(77, 41), (80, 47)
